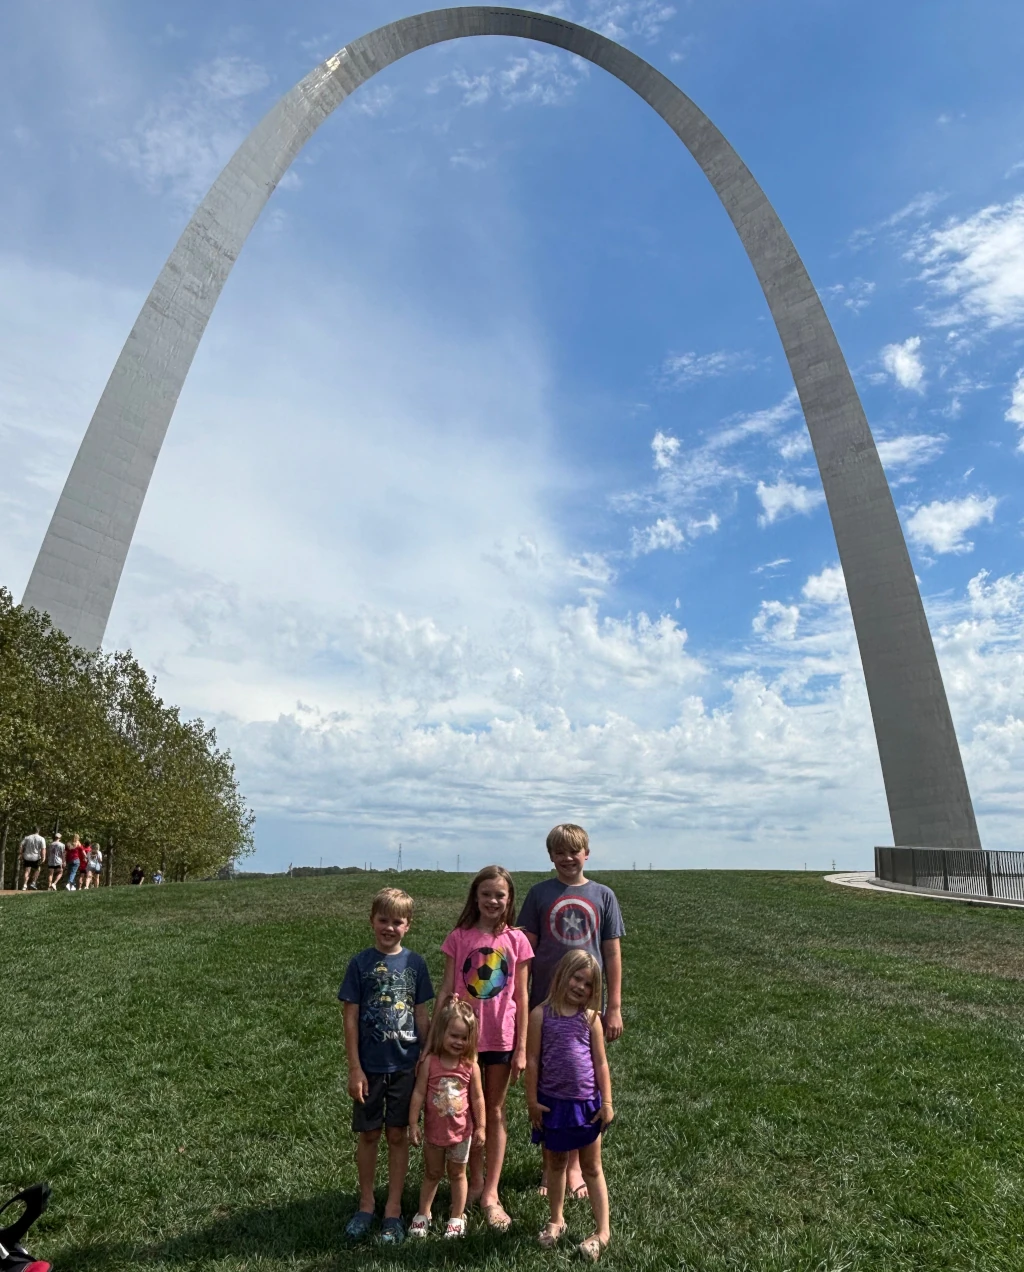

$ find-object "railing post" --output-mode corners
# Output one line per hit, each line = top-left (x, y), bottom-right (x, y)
(911, 849), (917, 887)
(985, 851), (994, 897)
(942, 850), (949, 893)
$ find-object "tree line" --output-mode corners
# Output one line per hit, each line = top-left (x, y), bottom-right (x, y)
(0, 588), (254, 888)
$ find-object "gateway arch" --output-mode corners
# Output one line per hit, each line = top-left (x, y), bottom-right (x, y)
(22, 6), (981, 850)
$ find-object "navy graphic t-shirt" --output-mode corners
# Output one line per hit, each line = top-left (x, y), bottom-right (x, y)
(339, 947), (434, 1073)
(518, 878), (625, 1008)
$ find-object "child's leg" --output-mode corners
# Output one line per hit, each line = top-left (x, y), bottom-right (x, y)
(566, 1148), (587, 1197)
(417, 1144), (446, 1218)
(476, 1062), (513, 1207)
(577, 1139), (610, 1243)
(447, 1154), (469, 1219)
(355, 1130), (381, 1212)
(544, 1148), (569, 1228)
(383, 1125), (409, 1219)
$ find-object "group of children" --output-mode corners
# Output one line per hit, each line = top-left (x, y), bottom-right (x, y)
(338, 823), (625, 1260)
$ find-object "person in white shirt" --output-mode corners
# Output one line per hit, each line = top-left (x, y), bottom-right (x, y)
(19, 828), (46, 890)
(81, 841), (103, 890)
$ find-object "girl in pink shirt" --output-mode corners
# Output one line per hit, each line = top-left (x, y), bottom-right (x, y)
(437, 865), (533, 1230)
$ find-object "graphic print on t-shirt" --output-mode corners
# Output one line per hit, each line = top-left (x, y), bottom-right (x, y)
(363, 960), (418, 1046)
(547, 895), (600, 947)
(462, 946), (510, 999)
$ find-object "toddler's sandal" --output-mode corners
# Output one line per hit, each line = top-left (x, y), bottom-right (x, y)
(538, 1221), (567, 1249)
(408, 1212), (431, 1239)
(577, 1234), (609, 1262)
(444, 1216), (468, 1239)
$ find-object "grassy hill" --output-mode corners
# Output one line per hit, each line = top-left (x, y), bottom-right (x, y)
(2, 870), (1023, 1271)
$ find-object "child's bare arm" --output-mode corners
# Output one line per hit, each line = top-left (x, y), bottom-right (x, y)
(588, 1011), (614, 1127)
(408, 1060), (430, 1145)
(601, 936), (623, 1041)
(510, 960), (530, 1084)
(525, 1005), (547, 1128)
(342, 1002), (368, 1102)
(469, 1062), (486, 1147)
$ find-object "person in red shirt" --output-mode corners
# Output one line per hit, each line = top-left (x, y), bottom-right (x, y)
(65, 836), (85, 891)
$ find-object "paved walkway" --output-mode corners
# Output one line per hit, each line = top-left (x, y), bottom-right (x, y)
(826, 871), (1024, 911)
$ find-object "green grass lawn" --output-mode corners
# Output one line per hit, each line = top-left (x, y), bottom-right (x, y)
(3, 870), (1024, 1271)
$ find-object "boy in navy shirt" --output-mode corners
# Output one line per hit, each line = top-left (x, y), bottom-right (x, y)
(339, 887), (434, 1245)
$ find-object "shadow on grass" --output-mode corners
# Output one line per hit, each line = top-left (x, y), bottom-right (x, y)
(56, 1183), (550, 1270)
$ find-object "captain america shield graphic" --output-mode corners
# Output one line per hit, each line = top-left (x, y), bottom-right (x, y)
(547, 895), (599, 947)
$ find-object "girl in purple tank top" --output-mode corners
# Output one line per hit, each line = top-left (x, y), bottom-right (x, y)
(526, 951), (614, 1262)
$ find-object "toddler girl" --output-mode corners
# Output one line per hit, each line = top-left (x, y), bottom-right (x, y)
(407, 998), (486, 1239)
(526, 950), (614, 1262)
(437, 865), (533, 1229)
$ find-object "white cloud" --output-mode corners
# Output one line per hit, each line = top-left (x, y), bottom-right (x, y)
(352, 84), (395, 117)
(880, 336), (926, 391)
(826, 277), (876, 314)
(875, 432), (946, 471)
(658, 348), (749, 387)
(911, 195), (1024, 328)
(753, 600), (799, 641)
(905, 494), (997, 556)
(848, 191), (946, 251)
(777, 430), (811, 461)
(756, 478), (825, 526)
(429, 50), (589, 109)
(1005, 369), (1024, 441)
(632, 516), (684, 554)
(651, 430), (680, 469)
(113, 56), (269, 205)
(802, 565), (847, 606)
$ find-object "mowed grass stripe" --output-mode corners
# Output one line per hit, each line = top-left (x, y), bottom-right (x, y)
(2, 871), (1024, 1270)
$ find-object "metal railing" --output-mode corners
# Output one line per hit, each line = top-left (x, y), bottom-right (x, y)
(875, 847), (1024, 903)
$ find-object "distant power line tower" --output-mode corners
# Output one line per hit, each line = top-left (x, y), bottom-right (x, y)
(397, 843), (403, 872)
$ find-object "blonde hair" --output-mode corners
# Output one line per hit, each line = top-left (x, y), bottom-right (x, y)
(428, 997), (479, 1063)
(454, 865), (517, 931)
(546, 950), (602, 1018)
(546, 824), (589, 856)
(370, 886), (414, 922)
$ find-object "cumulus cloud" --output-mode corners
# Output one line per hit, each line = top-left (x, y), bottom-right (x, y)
(756, 478), (825, 526)
(429, 50), (589, 108)
(905, 494), (997, 556)
(911, 195), (1024, 328)
(1005, 369), (1024, 444)
(880, 336), (926, 391)
(651, 430), (680, 469)
(112, 56), (270, 204)
(875, 432), (946, 472)
(632, 516), (684, 554)
(753, 600), (799, 641)
(802, 565), (847, 606)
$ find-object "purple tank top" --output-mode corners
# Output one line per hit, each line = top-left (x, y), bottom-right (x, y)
(539, 1005), (596, 1100)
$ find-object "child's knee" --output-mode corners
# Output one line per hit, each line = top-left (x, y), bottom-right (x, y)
(546, 1151), (569, 1173)
(359, 1128), (383, 1147)
(486, 1099), (507, 1128)
(384, 1125), (408, 1148)
(447, 1159), (467, 1182)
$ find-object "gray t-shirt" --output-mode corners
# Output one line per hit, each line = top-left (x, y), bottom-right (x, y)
(20, 833), (45, 862)
(518, 878), (625, 1008)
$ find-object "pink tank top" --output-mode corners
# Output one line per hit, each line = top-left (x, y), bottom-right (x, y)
(423, 1056), (474, 1146)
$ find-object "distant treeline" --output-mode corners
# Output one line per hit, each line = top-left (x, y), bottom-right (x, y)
(0, 588), (254, 888)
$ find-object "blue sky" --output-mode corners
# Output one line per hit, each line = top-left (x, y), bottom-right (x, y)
(3, 0), (1024, 873)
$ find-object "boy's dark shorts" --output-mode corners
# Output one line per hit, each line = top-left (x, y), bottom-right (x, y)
(352, 1068), (416, 1133)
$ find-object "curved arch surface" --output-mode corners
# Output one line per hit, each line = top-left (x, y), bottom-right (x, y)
(22, 6), (980, 848)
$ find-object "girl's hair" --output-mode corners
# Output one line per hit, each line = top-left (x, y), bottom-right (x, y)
(454, 865), (516, 931)
(427, 997), (479, 1063)
(546, 950), (602, 1018)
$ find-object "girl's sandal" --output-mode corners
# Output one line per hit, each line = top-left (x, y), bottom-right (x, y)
(482, 1203), (512, 1232)
(538, 1221), (568, 1249)
(444, 1216), (468, 1239)
(577, 1234), (609, 1262)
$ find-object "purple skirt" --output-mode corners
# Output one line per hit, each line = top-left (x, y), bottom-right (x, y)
(531, 1092), (602, 1152)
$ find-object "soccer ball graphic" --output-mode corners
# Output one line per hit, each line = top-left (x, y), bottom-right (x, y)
(463, 947), (509, 1000)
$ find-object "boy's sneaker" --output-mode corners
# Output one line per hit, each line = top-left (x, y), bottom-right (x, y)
(380, 1216), (406, 1245)
(408, 1213), (430, 1239)
(344, 1210), (374, 1243)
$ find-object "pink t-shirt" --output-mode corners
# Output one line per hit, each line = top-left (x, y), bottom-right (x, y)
(441, 925), (533, 1052)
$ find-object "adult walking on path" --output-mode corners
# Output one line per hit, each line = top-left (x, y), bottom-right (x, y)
(19, 828), (46, 890)
(46, 833), (65, 891)
(81, 841), (103, 889)
(65, 835), (85, 891)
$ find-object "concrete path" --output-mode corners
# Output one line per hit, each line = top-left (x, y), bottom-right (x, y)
(826, 871), (1024, 911)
